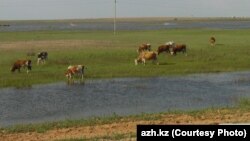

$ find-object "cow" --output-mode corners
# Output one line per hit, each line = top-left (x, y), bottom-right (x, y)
(11, 59), (32, 74)
(157, 44), (172, 55)
(135, 51), (158, 65)
(165, 41), (175, 46)
(137, 43), (151, 53)
(170, 44), (187, 56)
(65, 65), (86, 83)
(210, 37), (216, 46)
(37, 51), (48, 65)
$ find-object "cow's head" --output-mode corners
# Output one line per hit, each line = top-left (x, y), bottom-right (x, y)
(26, 60), (32, 71)
(146, 43), (151, 51)
(169, 47), (175, 55)
(65, 71), (72, 79)
(135, 57), (143, 65)
(25, 60), (32, 74)
(11, 65), (17, 72)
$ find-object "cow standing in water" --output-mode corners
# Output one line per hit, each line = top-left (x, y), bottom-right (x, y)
(210, 37), (216, 46)
(65, 65), (86, 83)
(11, 59), (32, 74)
(37, 51), (48, 65)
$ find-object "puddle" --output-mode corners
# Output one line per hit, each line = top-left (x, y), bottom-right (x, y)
(0, 71), (250, 127)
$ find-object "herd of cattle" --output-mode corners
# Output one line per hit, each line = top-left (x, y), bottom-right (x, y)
(135, 41), (187, 65)
(11, 51), (48, 74)
(11, 51), (86, 83)
(10, 37), (216, 83)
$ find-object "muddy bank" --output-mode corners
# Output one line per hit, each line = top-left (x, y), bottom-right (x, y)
(0, 71), (250, 127)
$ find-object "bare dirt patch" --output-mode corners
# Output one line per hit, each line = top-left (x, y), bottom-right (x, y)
(0, 110), (249, 141)
(0, 40), (116, 51)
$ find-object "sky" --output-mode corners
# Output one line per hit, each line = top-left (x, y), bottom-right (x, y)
(0, 0), (250, 20)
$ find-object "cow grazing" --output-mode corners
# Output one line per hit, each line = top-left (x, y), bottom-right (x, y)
(170, 44), (187, 56)
(210, 37), (216, 46)
(65, 65), (86, 83)
(11, 59), (32, 74)
(137, 43), (151, 53)
(37, 51), (48, 65)
(135, 51), (158, 65)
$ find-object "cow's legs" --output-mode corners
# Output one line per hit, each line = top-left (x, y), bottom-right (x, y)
(142, 58), (146, 65)
(37, 58), (41, 65)
(134, 59), (138, 65)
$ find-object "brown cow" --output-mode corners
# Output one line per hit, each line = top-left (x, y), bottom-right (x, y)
(210, 36), (216, 46)
(11, 59), (32, 74)
(157, 44), (172, 55)
(137, 43), (151, 53)
(65, 65), (85, 83)
(170, 44), (187, 56)
(135, 51), (158, 65)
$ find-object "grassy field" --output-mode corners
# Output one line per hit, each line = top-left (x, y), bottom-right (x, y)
(0, 22), (250, 140)
(0, 28), (250, 88)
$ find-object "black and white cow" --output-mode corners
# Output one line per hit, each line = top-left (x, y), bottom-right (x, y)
(37, 51), (48, 65)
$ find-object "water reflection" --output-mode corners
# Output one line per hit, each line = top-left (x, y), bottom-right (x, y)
(0, 71), (250, 127)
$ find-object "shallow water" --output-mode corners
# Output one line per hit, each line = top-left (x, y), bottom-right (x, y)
(0, 71), (250, 127)
(1, 20), (250, 32)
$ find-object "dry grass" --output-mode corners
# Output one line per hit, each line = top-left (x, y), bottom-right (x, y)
(0, 40), (116, 50)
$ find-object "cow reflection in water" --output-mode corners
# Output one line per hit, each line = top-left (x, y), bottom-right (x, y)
(65, 65), (86, 84)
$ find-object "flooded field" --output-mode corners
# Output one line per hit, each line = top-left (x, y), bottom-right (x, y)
(1, 20), (250, 32)
(0, 71), (250, 127)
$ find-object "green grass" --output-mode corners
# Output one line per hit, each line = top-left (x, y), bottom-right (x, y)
(1, 29), (250, 88)
(0, 112), (161, 134)
(56, 133), (136, 141)
(1, 25), (250, 140)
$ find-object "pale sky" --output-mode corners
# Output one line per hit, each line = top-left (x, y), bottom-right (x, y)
(0, 0), (249, 20)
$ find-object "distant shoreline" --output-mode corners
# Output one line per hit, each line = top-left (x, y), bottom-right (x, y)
(1, 16), (250, 23)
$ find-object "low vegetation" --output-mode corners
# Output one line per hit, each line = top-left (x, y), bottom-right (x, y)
(0, 29), (250, 88)
(0, 20), (250, 140)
